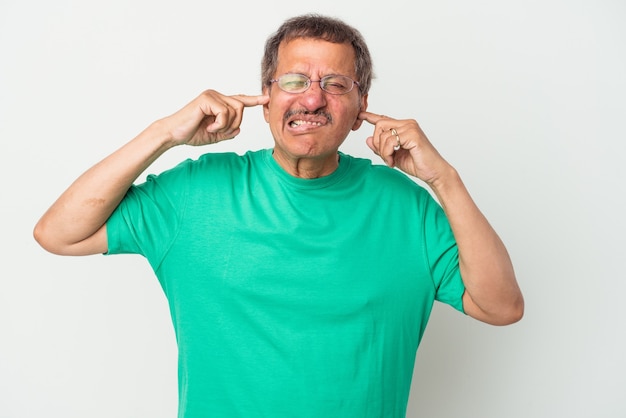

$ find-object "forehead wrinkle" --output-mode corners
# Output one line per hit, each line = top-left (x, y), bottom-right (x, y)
(275, 39), (357, 79)
(280, 68), (348, 79)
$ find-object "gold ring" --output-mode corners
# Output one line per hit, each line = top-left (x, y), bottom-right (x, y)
(391, 128), (398, 136)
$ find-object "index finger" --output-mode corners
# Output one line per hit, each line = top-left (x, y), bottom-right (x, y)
(232, 94), (270, 107)
(358, 111), (393, 126)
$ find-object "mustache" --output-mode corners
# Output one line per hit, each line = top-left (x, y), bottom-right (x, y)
(283, 109), (333, 123)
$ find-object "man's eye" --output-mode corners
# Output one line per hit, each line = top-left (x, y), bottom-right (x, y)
(327, 83), (345, 89)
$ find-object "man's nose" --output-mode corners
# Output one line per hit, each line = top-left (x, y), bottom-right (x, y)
(298, 81), (327, 110)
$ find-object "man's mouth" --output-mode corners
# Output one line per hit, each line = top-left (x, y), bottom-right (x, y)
(289, 119), (324, 128)
(284, 110), (332, 129)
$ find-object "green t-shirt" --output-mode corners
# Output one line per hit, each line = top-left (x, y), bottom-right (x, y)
(107, 148), (465, 417)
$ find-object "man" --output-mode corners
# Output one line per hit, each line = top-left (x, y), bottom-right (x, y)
(34, 14), (523, 417)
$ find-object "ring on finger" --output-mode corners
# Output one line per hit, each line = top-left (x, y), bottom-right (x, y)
(391, 128), (401, 150)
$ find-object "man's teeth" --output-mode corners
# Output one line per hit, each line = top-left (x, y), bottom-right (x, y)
(290, 120), (323, 127)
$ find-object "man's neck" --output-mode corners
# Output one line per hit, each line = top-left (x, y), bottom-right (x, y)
(272, 150), (340, 179)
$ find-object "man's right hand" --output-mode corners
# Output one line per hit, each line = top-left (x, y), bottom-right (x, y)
(164, 90), (269, 147)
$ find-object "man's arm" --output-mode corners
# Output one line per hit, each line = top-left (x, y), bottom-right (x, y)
(426, 167), (523, 325)
(34, 90), (269, 256)
(359, 111), (524, 325)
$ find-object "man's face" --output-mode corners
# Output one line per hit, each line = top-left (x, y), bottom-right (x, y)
(263, 38), (368, 172)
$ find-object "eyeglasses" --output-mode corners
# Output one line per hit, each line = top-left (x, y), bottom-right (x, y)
(270, 73), (360, 95)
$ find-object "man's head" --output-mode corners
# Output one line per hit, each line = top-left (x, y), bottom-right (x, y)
(261, 14), (373, 96)
(260, 15), (373, 177)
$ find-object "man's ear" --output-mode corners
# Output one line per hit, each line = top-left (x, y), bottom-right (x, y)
(262, 87), (271, 123)
(351, 94), (368, 130)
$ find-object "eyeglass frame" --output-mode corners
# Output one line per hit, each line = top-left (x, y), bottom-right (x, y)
(269, 73), (361, 95)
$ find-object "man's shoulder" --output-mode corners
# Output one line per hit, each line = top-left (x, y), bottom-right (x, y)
(175, 149), (269, 173)
(195, 148), (266, 164)
(342, 153), (423, 190)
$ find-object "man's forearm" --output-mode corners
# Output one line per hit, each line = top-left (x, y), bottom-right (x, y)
(33, 121), (174, 255)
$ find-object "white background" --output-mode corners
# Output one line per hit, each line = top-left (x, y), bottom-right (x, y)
(1, 0), (625, 417)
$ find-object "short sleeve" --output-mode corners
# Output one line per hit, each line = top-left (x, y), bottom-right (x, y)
(421, 193), (466, 313)
(105, 161), (190, 271)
